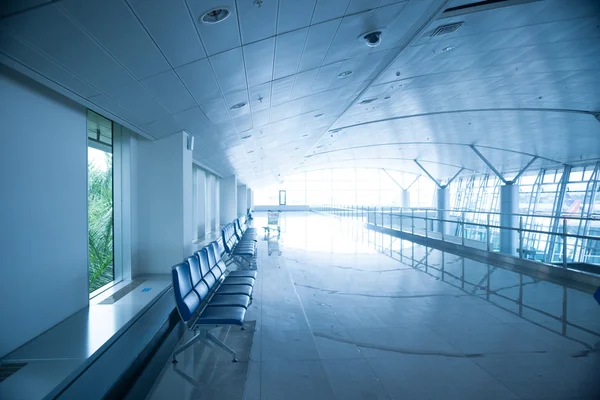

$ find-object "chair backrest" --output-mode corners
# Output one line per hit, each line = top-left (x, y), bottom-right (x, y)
(222, 224), (237, 253)
(206, 243), (217, 267)
(233, 220), (243, 241)
(186, 255), (202, 287)
(239, 215), (247, 230)
(171, 262), (200, 322)
(198, 248), (217, 288)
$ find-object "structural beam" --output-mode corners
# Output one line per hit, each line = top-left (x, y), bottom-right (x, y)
(512, 156), (539, 182)
(470, 145), (508, 184)
(405, 174), (420, 191)
(446, 167), (464, 187)
(381, 168), (404, 190)
(413, 159), (441, 188)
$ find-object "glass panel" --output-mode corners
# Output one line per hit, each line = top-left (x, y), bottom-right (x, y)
(87, 111), (114, 293)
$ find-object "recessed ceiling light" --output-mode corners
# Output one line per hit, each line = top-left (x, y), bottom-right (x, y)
(200, 8), (231, 24)
(241, 134), (251, 140)
(441, 46), (456, 52)
(337, 70), (353, 78)
(230, 102), (247, 110)
(359, 98), (377, 105)
(314, 113), (323, 118)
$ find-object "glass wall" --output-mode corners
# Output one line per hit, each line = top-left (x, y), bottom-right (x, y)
(254, 168), (436, 207)
(87, 110), (114, 293)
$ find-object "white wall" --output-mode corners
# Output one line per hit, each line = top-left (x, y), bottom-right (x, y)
(237, 184), (247, 217)
(0, 65), (88, 357)
(136, 132), (193, 275)
(219, 175), (237, 225)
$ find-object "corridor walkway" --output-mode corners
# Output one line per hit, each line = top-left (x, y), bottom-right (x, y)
(148, 212), (600, 400)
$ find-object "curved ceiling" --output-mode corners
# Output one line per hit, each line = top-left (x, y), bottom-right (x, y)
(1, 0), (599, 187)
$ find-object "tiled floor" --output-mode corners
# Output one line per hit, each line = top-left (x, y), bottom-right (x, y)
(146, 212), (600, 400)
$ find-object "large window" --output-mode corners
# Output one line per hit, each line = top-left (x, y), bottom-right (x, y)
(87, 111), (114, 293)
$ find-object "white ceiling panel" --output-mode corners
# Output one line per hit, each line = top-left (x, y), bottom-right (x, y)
(2, 0), (599, 187)
(58, 0), (170, 80)
(277, 0), (316, 34)
(2, 4), (136, 92)
(141, 70), (196, 114)
(106, 81), (170, 122)
(175, 106), (212, 134)
(175, 58), (222, 104)
(0, 30), (100, 98)
(128, 0), (206, 68)
(88, 93), (149, 127)
(273, 28), (308, 80)
(210, 47), (247, 94)
(243, 37), (275, 88)
(311, 0), (351, 25)
(298, 19), (342, 72)
(237, 0), (278, 45)
(189, 0), (239, 56)
(139, 114), (185, 138)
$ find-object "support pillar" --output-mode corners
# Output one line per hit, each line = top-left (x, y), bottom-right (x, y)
(401, 190), (410, 208)
(247, 188), (253, 211)
(500, 183), (518, 255)
(220, 175), (237, 225)
(436, 187), (449, 234)
(237, 184), (247, 217)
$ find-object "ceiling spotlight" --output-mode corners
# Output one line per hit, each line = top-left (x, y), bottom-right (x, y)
(441, 46), (456, 52)
(359, 98), (377, 105)
(230, 102), (247, 110)
(314, 113), (323, 118)
(200, 8), (231, 24)
(337, 70), (353, 78)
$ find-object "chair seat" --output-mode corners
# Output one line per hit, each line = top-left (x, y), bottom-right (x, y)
(215, 284), (253, 296)
(223, 276), (255, 286)
(209, 294), (251, 308)
(233, 248), (255, 256)
(196, 306), (246, 326)
(228, 270), (258, 278)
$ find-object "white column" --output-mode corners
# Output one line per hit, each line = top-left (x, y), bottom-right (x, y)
(137, 131), (193, 274)
(220, 175), (237, 225)
(196, 168), (207, 237)
(436, 187), (449, 233)
(500, 183), (518, 255)
(401, 189), (410, 208)
(237, 184), (247, 216)
(247, 187), (253, 211)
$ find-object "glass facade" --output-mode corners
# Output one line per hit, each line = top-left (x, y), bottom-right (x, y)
(254, 168), (436, 207)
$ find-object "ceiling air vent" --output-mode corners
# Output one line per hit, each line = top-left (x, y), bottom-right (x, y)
(0, 362), (27, 383)
(431, 22), (463, 37)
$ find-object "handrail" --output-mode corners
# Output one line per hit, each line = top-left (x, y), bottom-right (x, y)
(315, 204), (600, 265)
(322, 205), (600, 221)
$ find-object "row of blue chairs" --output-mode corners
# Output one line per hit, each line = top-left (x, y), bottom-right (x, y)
(222, 216), (258, 268)
(171, 234), (258, 363)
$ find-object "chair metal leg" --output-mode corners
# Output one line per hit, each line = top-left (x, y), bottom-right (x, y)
(172, 330), (203, 363)
(205, 331), (238, 362)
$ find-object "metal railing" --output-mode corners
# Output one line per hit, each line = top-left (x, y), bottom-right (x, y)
(314, 205), (600, 266)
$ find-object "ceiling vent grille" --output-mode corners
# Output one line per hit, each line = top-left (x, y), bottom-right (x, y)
(431, 22), (463, 37)
(0, 362), (27, 383)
